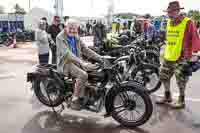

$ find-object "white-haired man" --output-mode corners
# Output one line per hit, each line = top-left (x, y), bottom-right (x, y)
(56, 19), (103, 110)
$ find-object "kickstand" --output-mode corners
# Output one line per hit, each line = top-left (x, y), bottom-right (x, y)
(51, 102), (65, 114)
(57, 103), (65, 114)
(45, 90), (65, 114)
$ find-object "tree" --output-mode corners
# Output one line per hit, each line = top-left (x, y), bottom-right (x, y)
(13, 4), (26, 14)
(0, 5), (5, 14)
(188, 10), (200, 22)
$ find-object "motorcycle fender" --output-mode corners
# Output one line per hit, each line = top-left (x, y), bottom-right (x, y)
(27, 72), (43, 82)
(141, 63), (160, 73)
(105, 81), (146, 116)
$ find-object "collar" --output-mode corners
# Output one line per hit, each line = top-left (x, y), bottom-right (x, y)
(67, 35), (75, 40)
(58, 30), (80, 43)
(170, 16), (184, 26)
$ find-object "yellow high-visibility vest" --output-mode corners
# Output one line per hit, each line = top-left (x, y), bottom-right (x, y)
(164, 17), (190, 61)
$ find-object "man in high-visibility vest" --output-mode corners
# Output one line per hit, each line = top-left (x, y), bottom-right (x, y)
(156, 1), (200, 109)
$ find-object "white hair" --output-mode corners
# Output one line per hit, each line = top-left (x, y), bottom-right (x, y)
(64, 18), (80, 27)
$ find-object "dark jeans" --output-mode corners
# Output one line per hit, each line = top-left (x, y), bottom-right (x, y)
(49, 43), (57, 64)
(39, 53), (49, 64)
(51, 47), (57, 64)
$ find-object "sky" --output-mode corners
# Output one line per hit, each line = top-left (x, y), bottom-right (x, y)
(0, 0), (200, 17)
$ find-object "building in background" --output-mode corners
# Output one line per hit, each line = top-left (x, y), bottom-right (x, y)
(0, 13), (24, 32)
(54, 0), (63, 19)
(24, 7), (53, 30)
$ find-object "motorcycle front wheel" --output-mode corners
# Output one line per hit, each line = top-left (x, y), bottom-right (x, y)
(111, 83), (153, 127)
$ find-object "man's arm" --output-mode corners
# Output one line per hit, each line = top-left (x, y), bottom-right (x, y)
(80, 39), (102, 62)
(189, 20), (200, 52)
(102, 25), (107, 39)
(183, 20), (200, 59)
(56, 37), (83, 66)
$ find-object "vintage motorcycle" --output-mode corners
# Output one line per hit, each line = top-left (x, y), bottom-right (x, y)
(27, 57), (153, 127)
(114, 44), (161, 94)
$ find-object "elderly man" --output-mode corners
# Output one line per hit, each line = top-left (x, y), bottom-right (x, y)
(56, 19), (103, 110)
(156, 1), (200, 109)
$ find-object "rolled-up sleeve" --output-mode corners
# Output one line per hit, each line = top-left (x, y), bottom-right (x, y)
(80, 39), (102, 62)
(182, 20), (200, 59)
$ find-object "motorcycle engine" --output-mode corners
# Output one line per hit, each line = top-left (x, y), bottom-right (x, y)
(86, 82), (104, 103)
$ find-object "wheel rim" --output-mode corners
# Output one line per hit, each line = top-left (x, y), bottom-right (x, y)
(113, 90), (146, 122)
(143, 69), (160, 91)
(39, 79), (61, 103)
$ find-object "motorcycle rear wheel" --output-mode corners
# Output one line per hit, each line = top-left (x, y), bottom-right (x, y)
(33, 78), (65, 107)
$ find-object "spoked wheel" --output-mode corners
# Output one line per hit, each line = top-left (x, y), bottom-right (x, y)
(34, 78), (65, 107)
(111, 84), (153, 127)
(141, 68), (161, 93)
(132, 64), (161, 94)
(145, 50), (160, 65)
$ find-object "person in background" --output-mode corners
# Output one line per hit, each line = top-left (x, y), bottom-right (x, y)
(130, 19), (135, 32)
(63, 16), (69, 29)
(119, 22), (131, 41)
(116, 18), (121, 33)
(86, 20), (91, 35)
(93, 20), (97, 25)
(64, 16), (69, 23)
(143, 19), (159, 43)
(93, 20), (106, 47)
(153, 18), (162, 31)
(133, 18), (144, 35)
(156, 1), (200, 109)
(41, 17), (48, 32)
(47, 16), (64, 64)
(35, 19), (49, 64)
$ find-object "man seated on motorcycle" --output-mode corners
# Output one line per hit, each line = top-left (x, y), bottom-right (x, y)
(56, 19), (103, 110)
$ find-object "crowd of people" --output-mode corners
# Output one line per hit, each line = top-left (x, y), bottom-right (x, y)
(34, 0), (200, 110)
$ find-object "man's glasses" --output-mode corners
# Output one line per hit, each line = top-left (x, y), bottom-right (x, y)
(55, 19), (60, 22)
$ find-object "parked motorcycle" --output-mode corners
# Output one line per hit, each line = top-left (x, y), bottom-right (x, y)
(114, 45), (161, 94)
(90, 39), (161, 94)
(27, 57), (153, 127)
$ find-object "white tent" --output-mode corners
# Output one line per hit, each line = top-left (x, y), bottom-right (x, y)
(24, 7), (53, 30)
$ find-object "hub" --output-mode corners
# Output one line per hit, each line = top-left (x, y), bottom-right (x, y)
(124, 100), (136, 111)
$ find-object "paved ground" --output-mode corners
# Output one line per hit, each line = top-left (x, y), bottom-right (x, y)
(0, 42), (200, 133)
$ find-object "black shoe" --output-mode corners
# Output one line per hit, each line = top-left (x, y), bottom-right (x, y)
(70, 99), (82, 111)
(156, 91), (172, 105)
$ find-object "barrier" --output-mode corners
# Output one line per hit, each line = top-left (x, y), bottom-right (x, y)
(80, 36), (94, 47)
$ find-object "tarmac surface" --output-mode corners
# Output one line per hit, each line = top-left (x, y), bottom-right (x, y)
(0, 42), (200, 133)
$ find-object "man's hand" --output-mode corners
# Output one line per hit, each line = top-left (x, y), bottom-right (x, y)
(81, 61), (99, 71)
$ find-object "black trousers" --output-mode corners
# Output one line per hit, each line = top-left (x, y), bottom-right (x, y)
(49, 43), (57, 64)
(39, 53), (49, 64)
(51, 47), (57, 64)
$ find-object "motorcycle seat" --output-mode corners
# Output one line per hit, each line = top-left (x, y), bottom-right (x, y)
(37, 64), (57, 69)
